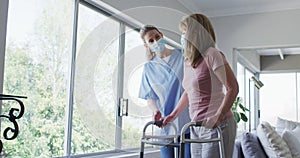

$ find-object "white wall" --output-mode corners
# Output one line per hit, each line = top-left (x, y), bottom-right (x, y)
(211, 9), (300, 66)
(99, 0), (191, 46)
(0, 0), (9, 94)
(261, 54), (300, 72)
(100, 1), (300, 71)
(237, 50), (261, 72)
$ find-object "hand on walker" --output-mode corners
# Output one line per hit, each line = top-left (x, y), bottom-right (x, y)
(161, 114), (175, 127)
(153, 111), (164, 128)
(154, 110), (162, 121)
(205, 114), (223, 128)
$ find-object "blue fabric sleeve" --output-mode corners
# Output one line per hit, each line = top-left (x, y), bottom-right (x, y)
(138, 65), (158, 100)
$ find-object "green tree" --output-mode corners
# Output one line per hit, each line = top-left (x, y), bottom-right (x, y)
(3, 0), (111, 157)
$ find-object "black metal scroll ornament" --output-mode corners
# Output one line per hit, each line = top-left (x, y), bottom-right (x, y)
(0, 94), (26, 153)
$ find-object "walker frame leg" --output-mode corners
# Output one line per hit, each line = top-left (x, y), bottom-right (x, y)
(139, 121), (179, 158)
(179, 122), (226, 158)
(179, 142), (185, 158)
(139, 141), (145, 158)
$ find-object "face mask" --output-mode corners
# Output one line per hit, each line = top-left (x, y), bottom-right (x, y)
(181, 34), (186, 50)
(149, 38), (166, 53)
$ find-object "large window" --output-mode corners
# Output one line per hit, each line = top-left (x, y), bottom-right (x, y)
(237, 63), (300, 129)
(260, 73), (299, 125)
(122, 27), (152, 149)
(236, 62), (255, 132)
(72, 4), (119, 154)
(3, 0), (73, 157)
(1, 0), (157, 157)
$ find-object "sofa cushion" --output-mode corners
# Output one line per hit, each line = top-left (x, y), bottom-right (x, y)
(276, 117), (300, 135)
(257, 121), (292, 158)
(240, 132), (267, 158)
(233, 140), (244, 158)
(292, 125), (300, 141)
(281, 128), (300, 158)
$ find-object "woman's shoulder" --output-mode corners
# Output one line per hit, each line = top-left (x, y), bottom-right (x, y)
(204, 47), (226, 58)
(205, 47), (221, 55)
(204, 47), (228, 67)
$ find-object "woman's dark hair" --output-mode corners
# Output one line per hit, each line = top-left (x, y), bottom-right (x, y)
(139, 25), (161, 43)
(139, 25), (162, 60)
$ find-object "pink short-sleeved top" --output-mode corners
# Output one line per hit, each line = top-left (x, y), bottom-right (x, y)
(182, 47), (233, 121)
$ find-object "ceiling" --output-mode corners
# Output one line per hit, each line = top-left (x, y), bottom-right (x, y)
(257, 47), (300, 56)
(98, 0), (300, 17)
(179, 0), (300, 17)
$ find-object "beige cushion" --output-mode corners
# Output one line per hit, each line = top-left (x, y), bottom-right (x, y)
(257, 121), (292, 158)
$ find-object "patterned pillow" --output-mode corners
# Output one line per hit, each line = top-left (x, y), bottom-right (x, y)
(241, 132), (267, 158)
(257, 121), (292, 158)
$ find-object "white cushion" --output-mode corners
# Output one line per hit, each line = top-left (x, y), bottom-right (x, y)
(276, 117), (300, 135)
(281, 128), (300, 158)
(292, 125), (300, 142)
(257, 121), (292, 158)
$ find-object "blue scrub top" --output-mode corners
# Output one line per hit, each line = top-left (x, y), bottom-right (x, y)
(139, 49), (190, 135)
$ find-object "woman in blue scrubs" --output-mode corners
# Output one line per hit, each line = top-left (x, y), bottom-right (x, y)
(139, 25), (191, 158)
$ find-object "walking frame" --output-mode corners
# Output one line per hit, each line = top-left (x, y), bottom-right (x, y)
(140, 120), (225, 158)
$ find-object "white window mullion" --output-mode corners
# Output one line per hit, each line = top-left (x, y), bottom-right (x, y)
(0, 0), (9, 95)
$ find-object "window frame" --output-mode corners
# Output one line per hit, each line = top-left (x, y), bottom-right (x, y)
(66, 0), (180, 156)
(0, 0), (181, 157)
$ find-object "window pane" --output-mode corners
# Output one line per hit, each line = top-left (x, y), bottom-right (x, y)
(236, 62), (246, 130)
(3, 0), (73, 157)
(244, 69), (254, 131)
(245, 70), (255, 131)
(72, 4), (119, 154)
(237, 63), (245, 102)
(122, 27), (152, 149)
(298, 73), (300, 121)
(236, 63), (255, 132)
(260, 73), (297, 125)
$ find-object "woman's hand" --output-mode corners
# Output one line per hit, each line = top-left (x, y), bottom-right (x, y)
(205, 114), (224, 128)
(162, 114), (176, 127)
(154, 110), (162, 121)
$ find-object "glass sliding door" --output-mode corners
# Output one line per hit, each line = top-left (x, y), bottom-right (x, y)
(121, 27), (152, 149)
(72, 3), (119, 154)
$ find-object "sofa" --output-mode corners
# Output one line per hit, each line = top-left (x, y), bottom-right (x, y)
(233, 117), (300, 158)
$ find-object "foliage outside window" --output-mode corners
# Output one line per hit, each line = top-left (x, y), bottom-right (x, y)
(2, 0), (153, 157)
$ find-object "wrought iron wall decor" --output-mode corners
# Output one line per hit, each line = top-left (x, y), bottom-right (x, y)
(0, 94), (26, 153)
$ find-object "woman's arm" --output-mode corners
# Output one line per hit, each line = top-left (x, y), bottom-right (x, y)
(147, 99), (161, 121)
(206, 64), (239, 128)
(162, 91), (189, 126)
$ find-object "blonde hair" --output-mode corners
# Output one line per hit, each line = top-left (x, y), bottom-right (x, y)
(139, 25), (160, 60)
(180, 14), (216, 68)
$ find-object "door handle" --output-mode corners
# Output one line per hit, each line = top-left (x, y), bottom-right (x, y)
(119, 98), (128, 117)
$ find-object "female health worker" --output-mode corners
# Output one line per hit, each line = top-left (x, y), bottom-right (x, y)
(138, 25), (191, 158)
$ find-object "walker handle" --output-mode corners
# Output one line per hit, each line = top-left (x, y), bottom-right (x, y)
(195, 121), (206, 126)
(154, 120), (163, 126)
